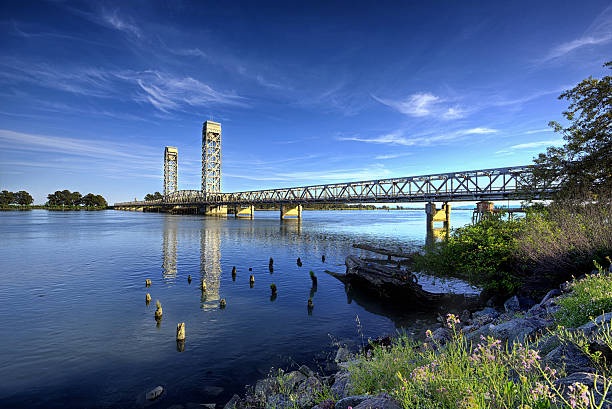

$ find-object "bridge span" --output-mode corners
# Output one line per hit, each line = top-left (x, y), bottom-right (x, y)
(114, 121), (552, 231)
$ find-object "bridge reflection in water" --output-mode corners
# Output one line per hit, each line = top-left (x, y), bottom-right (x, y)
(200, 220), (222, 308)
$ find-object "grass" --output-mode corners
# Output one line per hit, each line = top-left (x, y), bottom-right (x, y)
(346, 314), (612, 409)
(555, 263), (612, 327)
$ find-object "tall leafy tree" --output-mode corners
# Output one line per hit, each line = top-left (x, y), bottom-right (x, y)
(145, 192), (163, 201)
(532, 61), (611, 201)
(14, 191), (33, 206)
(1, 190), (15, 206)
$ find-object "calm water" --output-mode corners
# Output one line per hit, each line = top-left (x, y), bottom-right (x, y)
(0, 209), (476, 408)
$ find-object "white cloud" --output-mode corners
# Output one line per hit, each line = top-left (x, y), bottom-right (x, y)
(373, 93), (440, 117)
(101, 9), (142, 38)
(459, 127), (498, 135)
(339, 127), (498, 147)
(495, 139), (564, 154)
(524, 128), (553, 134)
(442, 107), (465, 120)
(543, 4), (612, 61)
(375, 152), (412, 160)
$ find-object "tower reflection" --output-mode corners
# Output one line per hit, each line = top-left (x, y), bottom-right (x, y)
(200, 218), (222, 309)
(162, 215), (178, 283)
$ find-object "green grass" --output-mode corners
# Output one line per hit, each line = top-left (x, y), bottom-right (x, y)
(346, 314), (612, 409)
(555, 263), (612, 327)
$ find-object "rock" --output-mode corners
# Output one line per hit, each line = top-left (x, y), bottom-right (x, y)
(312, 399), (334, 409)
(335, 395), (369, 409)
(504, 295), (536, 313)
(489, 317), (549, 344)
(534, 334), (561, 356)
(203, 386), (224, 396)
(298, 364), (315, 378)
(331, 371), (352, 399)
(472, 307), (499, 324)
(146, 385), (164, 401)
(255, 377), (278, 397)
(223, 394), (240, 409)
(578, 312), (612, 336)
(295, 376), (323, 407)
(526, 304), (546, 318)
(354, 393), (402, 409)
(201, 404), (215, 409)
(540, 289), (561, 305)
(431, 327), (451, 345)
(555, 372), (612, 409)
(335, 346), (350, 363)
(265, 394), (291, 409)
(460, 309), (471, 323)
(545, 343), (594, 374)
(284, 370), (307, 390)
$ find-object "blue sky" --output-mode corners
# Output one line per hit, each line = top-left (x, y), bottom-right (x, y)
(1, 1), (611, 204)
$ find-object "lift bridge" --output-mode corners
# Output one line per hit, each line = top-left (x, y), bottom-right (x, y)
(115, 121), (555, 225)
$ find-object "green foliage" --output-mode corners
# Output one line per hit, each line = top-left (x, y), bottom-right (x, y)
(46, 190), (107, 208)
(531, 60), (612, 201)
(415, 215), (524, 295)
(1, 190), (15, 206)
(14, 190), (33, 205)
(556, 316), (612, 375)
(348, 315), (612, 409)
(517, 204), (612, 280)
(555, 264), (612, 327)
(144, 192), (163, 201)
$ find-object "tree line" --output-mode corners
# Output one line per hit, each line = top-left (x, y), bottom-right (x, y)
(0, 190), (34, 206)
(46, 190), (108, 207)
(0, 189), (108, 208)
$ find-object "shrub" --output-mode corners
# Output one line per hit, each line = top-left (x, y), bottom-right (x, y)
(415, 215), (524, 296)
(555, 264), (612, 327)
(517, 203), (612, 283)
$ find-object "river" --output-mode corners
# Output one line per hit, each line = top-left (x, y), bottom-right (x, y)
(0, 209), (477, 408)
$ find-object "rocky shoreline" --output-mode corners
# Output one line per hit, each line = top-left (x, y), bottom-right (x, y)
(210, 273), (611, 409)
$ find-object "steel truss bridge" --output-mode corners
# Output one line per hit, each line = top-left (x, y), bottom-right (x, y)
(115, 165), (551, 208)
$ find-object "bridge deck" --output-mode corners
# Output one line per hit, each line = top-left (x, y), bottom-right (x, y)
(115, 165), (550, 207)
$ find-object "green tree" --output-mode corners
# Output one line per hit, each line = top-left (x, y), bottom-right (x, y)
(144, 192), (163, 201)
(1, 190), (15, 206)
(14, 191), (33, 206)
(531, 60), (611, 201)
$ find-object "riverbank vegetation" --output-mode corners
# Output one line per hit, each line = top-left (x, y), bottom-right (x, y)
(416, 61), (611, 299)
(0, 189), (108, 210)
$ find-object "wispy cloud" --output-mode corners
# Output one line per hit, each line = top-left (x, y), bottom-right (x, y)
(524, 128), (553, 134)
(101, 8), (142, 38)
(375, 152), (412, 160)
(495, 138), (564, 155)
(442, 106), (465, 120)
(339, 127), (498, 147)
(227, 164), (393, 184)
(373, 92), (440, 117)
(543, 4), (612, 61)
(0, 61), (247, 113)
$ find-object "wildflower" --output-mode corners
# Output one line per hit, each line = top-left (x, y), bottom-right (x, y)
(426, 329), (433, 338)
(446, 313), (460, 328)
(530, 382), (554, 401)
(567, 382), (589, 408)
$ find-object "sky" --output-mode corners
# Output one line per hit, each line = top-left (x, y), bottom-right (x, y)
(0, 1), (611, 204)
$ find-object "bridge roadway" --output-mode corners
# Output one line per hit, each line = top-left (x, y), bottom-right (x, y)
(115, 165), (550, 209)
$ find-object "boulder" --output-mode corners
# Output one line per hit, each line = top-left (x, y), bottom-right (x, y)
(578, 312), (612, 336)
(255, 377), (278, 397)
(223, 394), (240, 409)
(335, 395), (369, 409)
(311, 399), (335, 409)
(534, 334), (561, 356)
(295, 376), (323, 407)
(545, 343), (594, 374)
(431, 327), (451, 345)
(353, 393), (402, 409)
(331, 371), (352, 399)
(335, 346), (350, 363)
(284, 370), (307, 390)
(265, 394), (291, 409)
(146, 385), (164, 401)
(472, 307), (499, 320)
(487, 317), (549, 344)
(540, 289), (561, 305)
(298, 365), (315, 378)
(504, 296), (536, 313)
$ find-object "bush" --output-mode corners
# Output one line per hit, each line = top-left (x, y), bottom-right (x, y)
(415, 215), (524, 296)
(555, 264), (612, 327)
(517, 203), (612, 283)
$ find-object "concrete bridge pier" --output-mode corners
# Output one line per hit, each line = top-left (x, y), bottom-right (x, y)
(200, 205), (227, 216)
(235, 205), (254, 218)
(425, 202), (451, 244)
(280, 204), (302, 219)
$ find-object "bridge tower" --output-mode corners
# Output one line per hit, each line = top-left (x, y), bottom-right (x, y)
(202, 121), (221, 195)
(164, 146), (178, 196)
